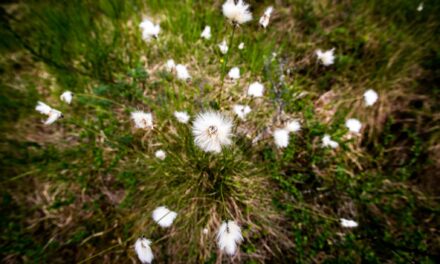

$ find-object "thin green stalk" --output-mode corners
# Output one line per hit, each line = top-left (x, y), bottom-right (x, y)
(219, 24), (237, 102)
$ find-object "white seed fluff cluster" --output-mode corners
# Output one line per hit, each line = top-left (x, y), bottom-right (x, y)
(218, 39), (229, 54)
(60, 91), (73, 104)
(233, 104), (251, 120)
(152, 206), (178, 228)
(217, 220), (243, 256)
(155, 150), (166, 160)
(166, 59), (176, 71)
(363, 89), (378, 106)
(131, 111), (153, 129)
(340, 218), (359, 228)
(228, 67), (240, 80)
(273, 128), (290, 148)
(139, 19), (160, 42)
(259, 6), (273, 28)
(192, 111), (233, 153)
(322, 134), (339, 149)
(174, 111), (190, 124)
(134, 237), (154, 264)
(238, 42), (244, 50)
(316, 48), (336, 66)
(35, 101), (63, 125)
(222, 0), (252, 25)
(201, 25), (211, 40)
(175, 64), (191, 80)
(247, 81), (264, 97)
(345, 118), (362, 134)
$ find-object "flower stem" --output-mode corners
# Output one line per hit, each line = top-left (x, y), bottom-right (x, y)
(219, 24), (237, 103)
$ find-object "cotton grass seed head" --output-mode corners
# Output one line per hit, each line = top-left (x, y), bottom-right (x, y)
(139, 19), (160, 41)
(228, 67), (240, 80)
(152, 206), (177, 228)
(201, 25), (211, 40)
(273, 128), (290, 148)
(363, 89), (378, 106)
(217, 220), (243, 256)
(316, 48), (335, 66)
(340, 218), (358, 228)
(174, 111), (190, 124)
(218, 40), (228, 54)
(60, 91), (73, 104)
(238, 42), (244, 50)
(286, 120), (301, 133)
(192, 111), (233, 153)
(222, 0), (252, 25)
(166, 59), (176, 71)
(134, 237), (154, 263)
(345, 118), (362, 134)
(259, 6), (273, 28)
(322, 134), (339, 149)
(248, 81), (264, 97)
(155, 150), (166, 160)
(35, 101), (63, 125)
(131, 111), (153, 129)
(175, 64), (191, 80)
(233, 104), (251, 120)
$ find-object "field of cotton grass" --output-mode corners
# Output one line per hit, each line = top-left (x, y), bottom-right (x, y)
(1, 0), (440, 263)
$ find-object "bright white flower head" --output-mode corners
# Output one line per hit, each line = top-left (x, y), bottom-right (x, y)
(222, 0), (252, 25)
(363, 89), (378, 106)
(286, 120), (301, 133)
(322, 134), (339, 149)
(248, 82), (264, 97)
(203, 228), (209, 234)
(175, 64), (191, 80)
(228, 67), (240, 80)
(131, 111), (153, 129)
(166, 59), (176, 71)
(134, 237), (154, 263)
(340, 218), (358, 228)
(60, 91), (73, 104)
(316, 48), (336, 66)
(273, 128), (289, 148)
(238, 42), (244, 50)
(139, 19), (160, 42)
(233, 104), (251, 120)
(192, 111), (233, 153)
(174, 111), (190, 124)
(201, 25), (211, 40)
(345, 118), (362, 134)
(152, 206), (177, 228)
(217, 220), (243, 256)
(218, 40), (228, 54)
(259, 6), (273, 28)
(35, 101), (63, 125)
(417, 2), (423, 11)
(155, 150), (166, 160)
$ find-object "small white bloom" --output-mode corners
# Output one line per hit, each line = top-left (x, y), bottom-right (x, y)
(316, 48), (336, 66)
(152, 206), (177, 228)
(201, 25), (211, 40)
(340, 218), (358, 228)
(131, 111), (153, 129)
(363, 89), (378, 106)
(35, 101), (63, 125)
(175, 64), (191, 80)
(174, 111), (190, 123)
(286, 120), (301, 133)
(60, 91), (73, 104)
(238, 42), (244, 50)
(134, 237), (154, 264)
(273, 129), (289, 148)
(345, 118), (362, 134)
(139, 19), (160, 42)
(218, 40), (228, 54)
(233, 104), (251, 120)
(192, 111), (233, 153)
(166, 59), (176, 71)
(155, 150), (166, 160)
(322, 134), (339, 149)
(248, 82), (264, 97)
(203, 228), (209, 235)
(217, 220), (243, 256)
(228, 67), (240, 80)
(417, 2), (423, 11)
(259, 6), (273, 28)
(222, 0), (252, 25)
